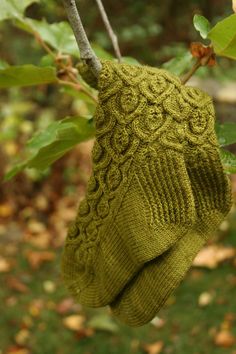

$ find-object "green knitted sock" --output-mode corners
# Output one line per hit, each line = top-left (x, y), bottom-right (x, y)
(110, 85), (233, 327)
(61, 61), (196, 308)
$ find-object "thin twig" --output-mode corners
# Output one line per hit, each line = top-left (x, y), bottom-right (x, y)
(63, 0), (102, 77)
(34, 32), (56, 58)
(95, 0), (122, 62)
(181, 58), (201, 84)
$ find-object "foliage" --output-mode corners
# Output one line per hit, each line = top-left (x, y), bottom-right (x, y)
(193, 15), (211, 39)
(0, 0), (236, 180)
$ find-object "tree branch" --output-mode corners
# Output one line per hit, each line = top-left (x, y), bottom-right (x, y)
(181, 59), (201, 84)
(95, 0), (122, 62)
(63, 0), (102, 77)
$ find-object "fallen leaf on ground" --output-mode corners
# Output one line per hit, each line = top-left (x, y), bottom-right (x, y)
(25, 250), (55, 269)
(28, 299), (44, 317)
(198, 292), (214, 307)
(63, 315), (85, 331)
(43, 280), (56, 293)
(15, 329), (30, 346)
(0, 203), (13, 218)
(143, 341), (164, 354)
(7, 347), (30, 354)
(193, 245), (236, 269)
(6, 276), (29, 293)
(151, 316), (165, 328)
(24, 231), (51, 249)
(214, 330), (236, 348)
(76, 327), (95, 340)
(0, 256), (12, 272)
(27, 220), (46, 234)
(56, 298), (75, 314)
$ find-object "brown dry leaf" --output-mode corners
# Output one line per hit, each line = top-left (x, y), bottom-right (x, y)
(25, 250), (55, 269)
(34, 195), (49, 211)
(7, 347), (30, 354)
(27, 220), (46, 234)
(0, 256), (12, 272)
(76, 327), (95, 340)
(193, 245), (236, 269)
(6, 276), (29, 293)
(190, 42), (216, 67)
(28, 299), (44, 317)
(214, 330), (236, 348)
(56, 298), (75, 315)
(143, 341), (164, 354)
(25, 231), (51, 249)
(0, 203), (13, 218)
(14, 329), (30, 346)
(63, 315), (85, 331)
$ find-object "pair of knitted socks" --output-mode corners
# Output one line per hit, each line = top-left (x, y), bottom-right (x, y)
(61, 60), (232, 326)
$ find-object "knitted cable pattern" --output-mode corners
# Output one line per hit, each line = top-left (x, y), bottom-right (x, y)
(61, 60), (224, 308)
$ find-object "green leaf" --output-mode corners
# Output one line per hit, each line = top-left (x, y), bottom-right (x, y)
(220, 149), (236, 174)
(87, 314), (119, 333)
(0, 0), (38, 21)
(162, 52), (194, 76)
(16, 19), (80, 57)
(193, 15), (211, 39)
(208, 14), (236, 60)
(0, 65), (57, 88)
(4, 116), (95, 180)
(216, 122), (236, 146)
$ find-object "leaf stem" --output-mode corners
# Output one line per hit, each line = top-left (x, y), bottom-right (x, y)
(58, 79), (98, 103)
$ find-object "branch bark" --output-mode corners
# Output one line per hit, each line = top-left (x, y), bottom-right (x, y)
(63, 0), (102, 77)
(95, 0), (122, 62)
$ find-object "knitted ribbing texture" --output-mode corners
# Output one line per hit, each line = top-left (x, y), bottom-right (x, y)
(110, 86), (233, 326)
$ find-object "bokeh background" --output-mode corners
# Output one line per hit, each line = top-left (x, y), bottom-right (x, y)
(0, 1), (236, 353)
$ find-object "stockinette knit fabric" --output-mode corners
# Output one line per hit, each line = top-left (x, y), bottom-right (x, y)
(110, 86), (233, 327)
(61, 60), (197, 308)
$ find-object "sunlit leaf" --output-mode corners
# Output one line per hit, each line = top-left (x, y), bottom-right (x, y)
(216, 122), (236, 146)
(0, 65), (57, 88)
(208, 14), (236, 60)
(193, 14), (211, 39)
(0, 0), (38, 21)
(16, 19), (80, 57)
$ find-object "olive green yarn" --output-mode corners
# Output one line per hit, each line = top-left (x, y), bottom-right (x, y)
(110, 89), (233, 327)
(61, 60), (198, 308)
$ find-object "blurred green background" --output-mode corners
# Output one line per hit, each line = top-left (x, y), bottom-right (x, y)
(0, 1), (236, 353)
